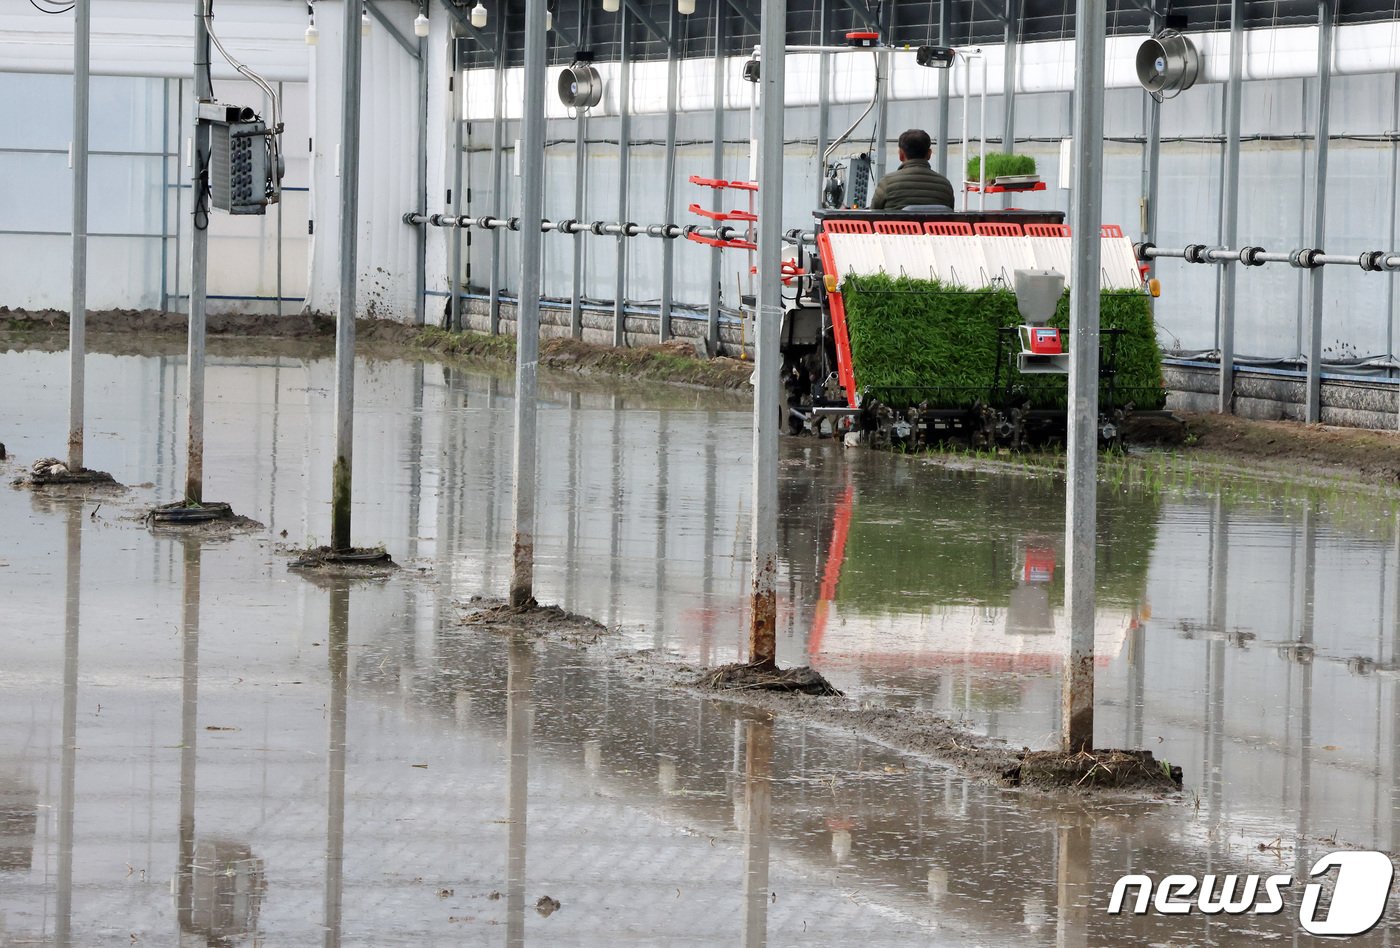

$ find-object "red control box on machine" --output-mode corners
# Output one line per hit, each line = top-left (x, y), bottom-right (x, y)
(1027, 327), (1063, 354)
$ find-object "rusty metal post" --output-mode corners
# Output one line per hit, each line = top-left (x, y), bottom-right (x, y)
(1062, 0), (1105, 753)
(748, 0), (786, 666)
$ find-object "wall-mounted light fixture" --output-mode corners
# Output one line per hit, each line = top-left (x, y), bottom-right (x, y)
(678, 0), (695, 13)
(304, 2), (318, 45)
(470, 0), (487, 27)
(602, 0), (620, 13)
(413, 10), (430, 36)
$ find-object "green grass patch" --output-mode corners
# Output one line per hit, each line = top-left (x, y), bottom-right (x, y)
(966, 152), (1037, 182)
(840, 275), (1166, 410)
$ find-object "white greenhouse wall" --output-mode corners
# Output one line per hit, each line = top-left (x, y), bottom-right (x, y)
(2, 2), (1400, 358)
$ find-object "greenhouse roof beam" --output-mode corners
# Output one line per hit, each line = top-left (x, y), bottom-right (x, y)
(622, 0), (676, 50)
(973, 0), (1008, 23)
(437, 0), (495, 53)
(721, 0), (761, 35)
(367, 0), (421, 59)
(837, 0), (880, 30)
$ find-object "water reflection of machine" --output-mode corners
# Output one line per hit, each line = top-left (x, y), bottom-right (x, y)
(0, 779), (37, 872)
(182, 839), (267, 944)
(1007, 546), (1057, 637)
(808, 485), (1141, 673)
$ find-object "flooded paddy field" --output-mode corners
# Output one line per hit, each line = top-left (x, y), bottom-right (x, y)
(4, 341), (1400, 944)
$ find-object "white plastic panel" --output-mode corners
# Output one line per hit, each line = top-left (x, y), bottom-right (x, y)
(1028, 237), (1072, 278)
(977, 236), (1039, 286)
(925, 237), (989, 287)
(1100, 236), (1145, 290)
(827, 234), (887, 280)
(875, 234), (939, 281)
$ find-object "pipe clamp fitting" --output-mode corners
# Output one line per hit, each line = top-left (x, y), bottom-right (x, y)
(1239, 246), (1266, 267)
(1183, 243), (1208, 264)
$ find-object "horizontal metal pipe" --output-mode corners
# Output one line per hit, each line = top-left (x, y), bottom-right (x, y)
(1140, 242), (1400, 271)
(405, 212), (818, 248)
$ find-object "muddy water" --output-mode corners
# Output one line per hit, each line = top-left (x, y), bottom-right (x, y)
(3, 345), (1400, 945)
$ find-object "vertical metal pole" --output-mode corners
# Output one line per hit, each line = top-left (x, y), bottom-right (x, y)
(322, 580), (350, 948)
(708, 6), (726, 355)
(659, 5), (679, 343)
(871, 3), (892, 181)
(331, 0), (365, 552)
(815, 0), (829, 209)
(613, 8), (632, 348)
(960, 54), (970, 211)
(1001, 0), (1018, 208)
(510, 0), (547, 608)
(570, 120), (588, 338)
(978, 55), (987, 212)
(1387, 73), (1399, 379)
(489, 17), (506, 335)
(1141, 9), (1162, 276)
(450, 33), (464, 332)
(1216, 0), (1243, 413)
(277, 81), (285, 318)
(936, 0), (950, 174)
(416, 8), (428, 326)
(749, 0), (785, 666)
(1062, 0), (1105, 755)
(1305, 0), (1333, 424)
(68, 0), (90, 472)
(159, 77), (170, 312)
(569, 0), (591, 340)
(186, 0), (212, 503)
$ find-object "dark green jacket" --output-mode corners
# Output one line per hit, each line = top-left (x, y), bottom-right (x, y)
(869, 159), (956, 210)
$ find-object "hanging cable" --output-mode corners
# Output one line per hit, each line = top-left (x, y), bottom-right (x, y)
(202, 0), (284, 202)
(27, 0), (75, 13)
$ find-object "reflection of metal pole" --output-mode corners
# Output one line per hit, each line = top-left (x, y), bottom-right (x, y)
(56, 503), (82, 948)
(654, 412), (670, 646)
(68, 0), (91, 472)
(1054, 821), (1090, 948)
(510, 0), (548, 607)
(322, 581), (351, 948)
(1141, 8), (1163, 277)
(1062, 0), (1105, 754)
(332, 0), (365, 551)
(505, 638), (533, 948)
(1295, 502), (1316, 881)
(187, 0), (213, 502)
(749, 0), (785, 666)
(175, 540), (201, 938)
(741, 718), (773, 948)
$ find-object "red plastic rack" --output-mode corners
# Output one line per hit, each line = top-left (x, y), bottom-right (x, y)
(687, 203), (758, 222)
(688, 175), (758, 191)
(964, 181), (1048, 194)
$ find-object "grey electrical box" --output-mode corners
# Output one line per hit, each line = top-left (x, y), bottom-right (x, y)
(210, 118), (270, 215)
